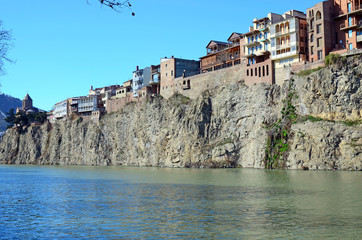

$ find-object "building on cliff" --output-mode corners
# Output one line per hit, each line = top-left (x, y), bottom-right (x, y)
(159, 56), (200, 95)
(16, 94), (40, 114)
(200, 32), (244, 73)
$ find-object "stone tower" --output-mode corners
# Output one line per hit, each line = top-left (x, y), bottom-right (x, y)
(22, 94), (33, 110)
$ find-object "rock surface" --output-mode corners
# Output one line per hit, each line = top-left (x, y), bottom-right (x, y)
(0, 56), (361, 170)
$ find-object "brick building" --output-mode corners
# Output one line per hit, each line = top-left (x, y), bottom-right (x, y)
(307, 1), (336, 61)
(333, 0), (362, 50)
(200, 32), (243, 73)
(159, 56), (200, 96)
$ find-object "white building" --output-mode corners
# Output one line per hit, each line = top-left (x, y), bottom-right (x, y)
(53, 100), (68, 120)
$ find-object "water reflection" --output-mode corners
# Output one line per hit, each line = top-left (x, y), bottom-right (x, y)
(0, 166), (361, 239)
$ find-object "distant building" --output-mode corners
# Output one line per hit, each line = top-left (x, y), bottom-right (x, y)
(270, 10), (308, 84)
(53, 100), (68, 120)
(16, 94), (40, 114)
(200, 33), (243, 73)
(78, 95), (100, 116)
(307, 1), (336, 62)
(159, 56), (200, 96)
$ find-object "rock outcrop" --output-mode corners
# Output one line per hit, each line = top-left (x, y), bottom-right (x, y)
(0, 56), (361, 170)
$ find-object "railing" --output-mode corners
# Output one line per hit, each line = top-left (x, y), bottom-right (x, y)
(338, 4), (362, 16)
(340, 19), (361, 29)
(275, 42), (293, 50)
(271, 50), (298, 60)
(274, 29), (290, 37)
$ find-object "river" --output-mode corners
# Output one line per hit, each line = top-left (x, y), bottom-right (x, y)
(0, 165), (361, 239)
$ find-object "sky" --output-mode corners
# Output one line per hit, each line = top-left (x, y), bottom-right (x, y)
(0, 0), (322, 111)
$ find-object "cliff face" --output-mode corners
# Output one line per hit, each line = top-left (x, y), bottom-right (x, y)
(0, 56), (361, 170)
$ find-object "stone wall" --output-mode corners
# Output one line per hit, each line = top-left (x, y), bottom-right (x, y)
(291, 60), (326, 73)
(160, 64), (244, 99)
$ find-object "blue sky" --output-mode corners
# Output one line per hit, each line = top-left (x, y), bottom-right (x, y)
(0, 0), (321, 111)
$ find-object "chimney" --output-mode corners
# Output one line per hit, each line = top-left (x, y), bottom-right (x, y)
(171, 55), (174, 58)
(136, 66), (139, 70)
(91, 85), (93, 90)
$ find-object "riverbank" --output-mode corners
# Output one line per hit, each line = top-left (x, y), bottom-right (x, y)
(0, 56), (361, 170)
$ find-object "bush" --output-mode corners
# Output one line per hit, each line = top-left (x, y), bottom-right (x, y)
(325, 53), (343, 66)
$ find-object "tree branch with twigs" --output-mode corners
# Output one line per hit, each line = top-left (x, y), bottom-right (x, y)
(89, 0), (135, 15)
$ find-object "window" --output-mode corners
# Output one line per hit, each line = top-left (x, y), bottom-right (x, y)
(310, 34), (314, 42)
(259, 67), (261, 77)
(264, 32), (268, 39)
(317, 50), (323, 60)
(310, 19), (314, 30)
(248, 37), (251, 43)
(266, 65), (269, 76)
(255, 68), (257, 77)
(256, 35), (258, 41)
(311, 46), (314, 55)
(265, 42), (268, 50)
(251, 68), (253, 76)
(349, 30), (353, 38)
(316, 24), (321, 34)
(316, 11), (322, 20)
(247, 69), (249, 76)
(348, 3), (352, 13)
(349, 43), (353, 50)
(263, 66), (265, 76)
(317, 37), (322, 48)
(348, 17), (352, 26)
(171, 70), (174, 76)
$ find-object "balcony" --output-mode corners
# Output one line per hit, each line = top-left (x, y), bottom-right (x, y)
(271, 50), (298, 60)
(274, 29), (291, 37)
(243, 41), (260, 47)
(337, 4), (362, 17)
(275, 41), (296, 50)
(340, 19), (362, 31)
(357, 35), (362, 42)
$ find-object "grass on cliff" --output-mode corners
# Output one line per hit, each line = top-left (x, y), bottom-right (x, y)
(297, 67), (324, 76)
(298, 115), (362, 126)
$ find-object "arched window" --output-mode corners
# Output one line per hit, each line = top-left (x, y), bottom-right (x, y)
(275, 25), (280, 33)
(316, 11), (321, 20)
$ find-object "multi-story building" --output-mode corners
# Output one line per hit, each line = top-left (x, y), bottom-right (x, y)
(200, 32), (243, 73)
(53, 100), (68, 120)
(159, 56), (200, 93)
(133, 66), (147, 97)
(270, 10), (308, 84)
(307, 1), (336, 62)
(333, 0), (362, 50)
(78, 95), (99, 115)
(243, 13), (284, 85)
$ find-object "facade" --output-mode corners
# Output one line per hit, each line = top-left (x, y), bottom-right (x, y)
(78, 95), (99, 115)
(270, 10), (308, 84)
(243, 13), (284, 85)
(307, 1), (336, 62)
(160, 56), (200, 95)
(333, 0), (362, 51)
(200, 33), (243, 73)
(53, 100), (68, 119)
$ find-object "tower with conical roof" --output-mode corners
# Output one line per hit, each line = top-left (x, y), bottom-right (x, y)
(22, 94), (33, 111)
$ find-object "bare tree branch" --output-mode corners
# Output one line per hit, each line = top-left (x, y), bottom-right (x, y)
(88, 0), (135, 15)
(0, 21), (13, 78)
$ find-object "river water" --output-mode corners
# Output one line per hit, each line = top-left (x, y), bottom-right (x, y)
(0, 165), (361, 239)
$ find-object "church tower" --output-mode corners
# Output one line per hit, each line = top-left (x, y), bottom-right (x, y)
(22, 94), (33, 110)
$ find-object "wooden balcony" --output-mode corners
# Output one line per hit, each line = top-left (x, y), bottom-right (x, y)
(337, 4), (362, 18)
(340, 19), (362, 31)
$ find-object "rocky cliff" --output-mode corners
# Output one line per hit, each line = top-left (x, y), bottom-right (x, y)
(0, 56), (361, 170)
